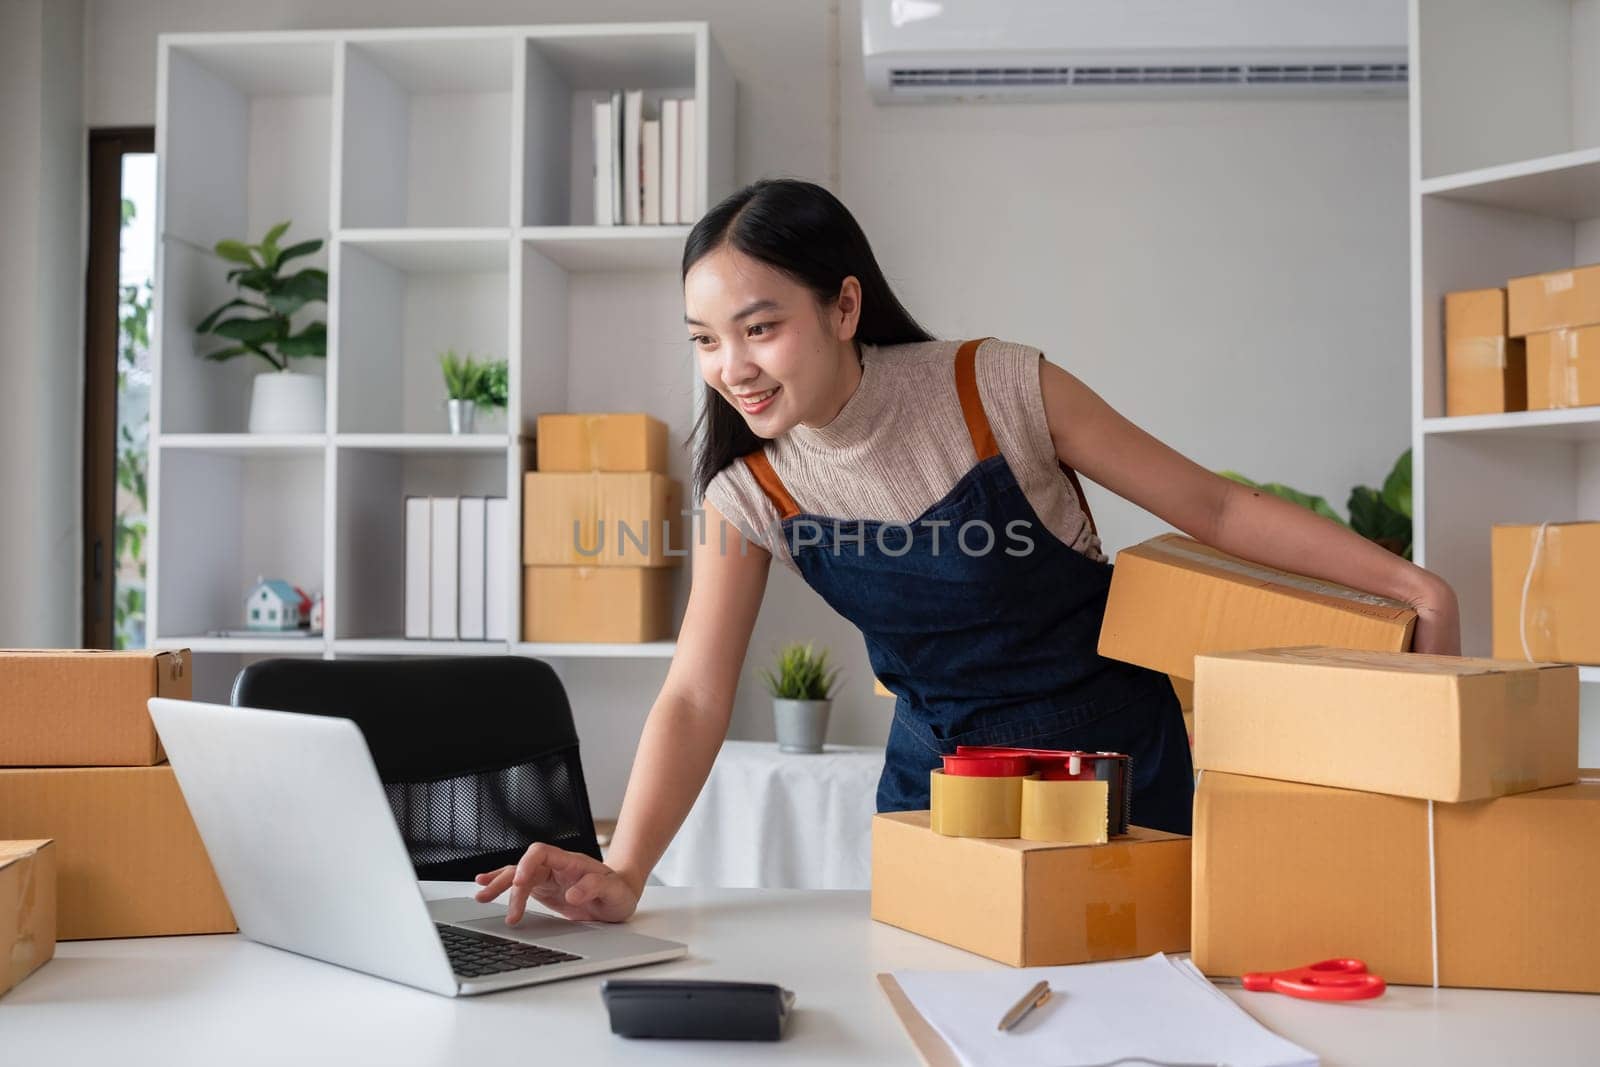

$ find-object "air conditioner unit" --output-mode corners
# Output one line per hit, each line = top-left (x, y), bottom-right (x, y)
(863, 0), (1407, 103)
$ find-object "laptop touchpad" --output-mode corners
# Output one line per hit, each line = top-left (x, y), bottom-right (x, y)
(456, 913), (590, 943)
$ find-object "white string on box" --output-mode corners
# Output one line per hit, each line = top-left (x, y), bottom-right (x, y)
(1519, 521), (1552, 661)
(1427, 799), (1439, 989)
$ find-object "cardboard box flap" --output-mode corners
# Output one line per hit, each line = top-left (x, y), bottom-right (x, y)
(1205, 646), (1571, 677)
(1129, 536), (1412, 620)
(0, 839), (51, 867)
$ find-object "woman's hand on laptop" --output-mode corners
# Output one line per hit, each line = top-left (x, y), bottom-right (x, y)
(473, 842), (640, 925)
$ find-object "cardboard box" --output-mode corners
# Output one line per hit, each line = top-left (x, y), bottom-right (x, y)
(871, 810), (1190, 967)
(0, 649), (190, 767)
(1492, 522), (1600, 664)
(0, 840), (55, 998)
(1444, 288), (1526, 415)
(1193, 770), (1600, 993)
(0, 765), (235, 941)
(1527, 326), (1600, 409)
(1194, 647), (1577, 802)
(523, 472), (684, 568)
(522, 566), (674, 643)
(1508, 263), (1600, 337)
(536, 413), (668, 473)
(1097, 535), (1417, 680)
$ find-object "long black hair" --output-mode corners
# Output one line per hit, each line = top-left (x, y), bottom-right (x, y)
(683, 179), (934, 502)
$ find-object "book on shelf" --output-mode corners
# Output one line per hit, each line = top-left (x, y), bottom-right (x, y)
(485, 497), (511, 642)
(404, 497), (431, 639)
(609, 89), (623, 226)
(661, 99), (680, 226)
(429, 498), (460, 640)
(592, 98), (615, 226)
(679, 98), (696, 222)
(459, 497), (487, 641)
(642, 118), (662, 226)
(622, 89), (643, 226)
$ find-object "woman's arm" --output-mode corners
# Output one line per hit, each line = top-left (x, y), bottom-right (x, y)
(476, 498), (772, 923)
(603, 498), (772, 897)
(1037, 359), (1460, 655)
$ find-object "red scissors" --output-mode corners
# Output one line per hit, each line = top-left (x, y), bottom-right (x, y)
(1241, 959), (1386, 1001)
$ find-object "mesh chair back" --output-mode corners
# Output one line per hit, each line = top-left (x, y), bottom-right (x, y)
(230, 656), (601, 880)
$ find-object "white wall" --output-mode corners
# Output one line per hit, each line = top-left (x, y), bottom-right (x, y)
(0, 0), (85, 648)
(57, 0), (1410, 811)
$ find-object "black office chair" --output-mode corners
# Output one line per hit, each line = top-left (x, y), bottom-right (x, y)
(230, 656), (602, 881)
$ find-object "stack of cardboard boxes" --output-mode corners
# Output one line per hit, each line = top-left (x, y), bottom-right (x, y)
(523, 414), (684, 643)
(1445, 263), (1600, 415)
(0, 650), (234, 959)
(869, 534), (1426, 969)
(1191, 647), (1594, 994)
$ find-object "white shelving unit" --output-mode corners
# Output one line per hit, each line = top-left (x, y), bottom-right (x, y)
(147, 23), (735, 689)
(1410, 1), (1600, 757)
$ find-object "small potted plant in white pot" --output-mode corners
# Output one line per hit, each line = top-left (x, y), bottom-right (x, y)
(761, 642), (841, 754)
(196, 220), (327, 434)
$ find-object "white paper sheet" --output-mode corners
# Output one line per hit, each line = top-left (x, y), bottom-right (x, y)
(891, 953), (1317, 1067)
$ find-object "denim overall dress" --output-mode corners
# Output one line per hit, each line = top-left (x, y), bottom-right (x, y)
(741, 339), (1195, 834)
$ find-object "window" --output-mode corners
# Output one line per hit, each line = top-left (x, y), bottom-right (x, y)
(83, 128), (155, 648)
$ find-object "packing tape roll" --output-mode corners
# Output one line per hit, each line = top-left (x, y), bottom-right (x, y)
(1020, 778), (1109, 844)
(928, 769), (1029, 837)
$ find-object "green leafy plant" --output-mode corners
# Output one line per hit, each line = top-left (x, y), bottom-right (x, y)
(760, 642), (841, 701)
(479, 359), (509, 409)
(440, 349), (495, 402)
(1221, 449), (1413, 560)
(195, 220), (327, 372)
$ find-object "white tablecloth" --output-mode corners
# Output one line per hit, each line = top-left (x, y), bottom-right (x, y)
(652, 740), (886, 890)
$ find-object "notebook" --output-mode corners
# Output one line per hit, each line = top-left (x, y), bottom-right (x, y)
(880, 953), (1317, 1067)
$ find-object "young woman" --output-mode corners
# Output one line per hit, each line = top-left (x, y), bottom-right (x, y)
(475, 179), (1460, 926)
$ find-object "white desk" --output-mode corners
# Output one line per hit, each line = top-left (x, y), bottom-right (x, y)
(653, 740), (885, 890)
(3, 883), (1595, 1066)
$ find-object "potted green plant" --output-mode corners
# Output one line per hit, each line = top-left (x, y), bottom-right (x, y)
(195, 220), (327, 434)
(760, 642), (841, 754)
(440, 349), (487, 434)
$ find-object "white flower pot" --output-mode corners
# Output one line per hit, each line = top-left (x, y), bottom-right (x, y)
(774, 698), (832, 754)
(248, 371), (324, 434)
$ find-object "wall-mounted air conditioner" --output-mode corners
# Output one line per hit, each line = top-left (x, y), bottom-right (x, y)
(863, 0), (1407, 103)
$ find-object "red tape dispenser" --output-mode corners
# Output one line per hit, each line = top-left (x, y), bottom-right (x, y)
(1242, 959), (1387, 1002)
(952, 747), (1132, 835)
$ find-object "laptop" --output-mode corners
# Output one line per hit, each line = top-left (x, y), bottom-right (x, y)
(148, 697), (686, 997)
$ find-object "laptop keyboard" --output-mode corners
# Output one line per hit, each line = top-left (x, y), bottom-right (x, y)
(435, 922), (582, 978)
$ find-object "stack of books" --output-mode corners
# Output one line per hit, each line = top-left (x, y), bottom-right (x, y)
(593, 92), (696, 226)
(404, 497), (511, 641)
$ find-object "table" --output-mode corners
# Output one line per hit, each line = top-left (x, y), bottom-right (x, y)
(3, 884), (1595, 1066)
(652, 740), (885, 889)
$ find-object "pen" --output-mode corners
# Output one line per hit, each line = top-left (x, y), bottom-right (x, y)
(997, 979), (1052, 1031)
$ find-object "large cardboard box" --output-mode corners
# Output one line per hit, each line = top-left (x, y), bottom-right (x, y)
(871, 810), (1190, 967)
(0, 765), (235, 941)
(1194, 647), (1577, 802)
(1508, 262), (1600, 337)
(0, 649), (190, 767)
(523, 472), (684, 568)
(536, 413), (668, 473)
(1444, 288), (1526, 416)
(1527, 326), (1600, 409)
(1097, 535), (1417, 680)
(1193, 771), (1600, 993)
(522, 566), (674, 643)
(1492, 521), (1600, 664)
(0, 840), (55, 997)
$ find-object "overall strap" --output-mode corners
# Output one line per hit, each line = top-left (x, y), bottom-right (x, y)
(741, 448), (800, 521)
(954, 338), (1000, 462)
(958, 337), (1099, 538)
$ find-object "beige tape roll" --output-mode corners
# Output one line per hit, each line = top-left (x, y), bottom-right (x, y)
(928, 769), (1029, 837)
(1020, 778), (1109, 844)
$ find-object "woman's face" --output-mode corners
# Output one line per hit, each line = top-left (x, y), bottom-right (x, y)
(684, 244), (859, 437)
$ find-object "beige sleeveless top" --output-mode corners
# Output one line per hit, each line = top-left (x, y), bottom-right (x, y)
(702, 338), (1105, 573)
